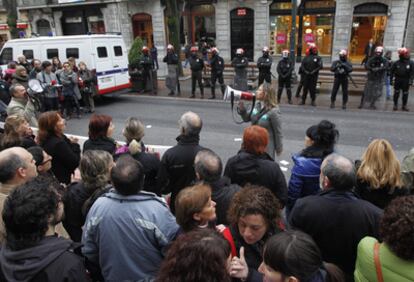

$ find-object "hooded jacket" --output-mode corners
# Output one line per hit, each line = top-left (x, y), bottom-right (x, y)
(0, 236), (88, 282)
(224, 150), (287, 205)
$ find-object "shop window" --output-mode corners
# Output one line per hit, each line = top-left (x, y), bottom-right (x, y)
(302, 15), (333, 56)
(66, 48), (79, 59)
(23, 50), (34, 60)
(269, 15), (299, 56)
(114, 46), (123, 57)
(97, 47), (108, 58)
(47, 49), (59, 59)
(0, 47), (12, 65)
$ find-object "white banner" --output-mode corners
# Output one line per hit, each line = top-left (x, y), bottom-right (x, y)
(58, 0), (85, 3)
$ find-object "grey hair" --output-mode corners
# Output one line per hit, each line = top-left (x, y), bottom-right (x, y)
(194, 149), (222, 182)
(179, 111), (202, 136)
(321, 153), (356, 191)
(9, 84), (24, 97)
(0, 153), (26, 183)
(80, 150), (113, 190)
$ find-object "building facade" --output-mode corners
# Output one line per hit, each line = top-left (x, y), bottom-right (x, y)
(7, 0), (414, 70)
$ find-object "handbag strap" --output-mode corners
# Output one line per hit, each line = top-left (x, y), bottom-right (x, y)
(374, 242), (384, 282)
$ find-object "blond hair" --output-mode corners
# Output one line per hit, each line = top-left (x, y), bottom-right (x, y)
(123, 117), (145, 155)
(357, 139), (402, 189)
(260, 82), (277, 108)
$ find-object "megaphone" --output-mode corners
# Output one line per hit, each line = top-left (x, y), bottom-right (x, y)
(223, 86), (255, 101)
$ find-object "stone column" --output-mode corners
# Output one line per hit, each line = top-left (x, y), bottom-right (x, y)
(405, 2), (414, 50)
(214, 1), (231, 61)
(52, 10), (62, 36)
(332, 0), (353, 61)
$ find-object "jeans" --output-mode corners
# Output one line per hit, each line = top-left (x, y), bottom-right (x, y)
(385, 75), (391, 98)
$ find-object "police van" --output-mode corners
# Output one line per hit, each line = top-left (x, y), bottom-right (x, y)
(0, 34), (130, 95)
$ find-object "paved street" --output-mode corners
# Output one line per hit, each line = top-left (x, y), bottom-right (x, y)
(66, 93), (414, 175)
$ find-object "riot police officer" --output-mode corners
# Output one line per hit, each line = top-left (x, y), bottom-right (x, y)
(139, 46), (155, 94)
(330, 49), (353, 110)
(360, 46), (388, 110)
(300, 44), (323, 106)
(189, 46), (204, 99)
(257, 46), (273, 86)
(277, 49), (293, 104)
(209, 47), (225, 99)
(390, 47), (414, 111)
(231, 48), (249, 91)
(163, 44), (180, 96)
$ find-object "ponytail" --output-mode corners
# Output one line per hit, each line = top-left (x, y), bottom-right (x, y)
(128, 139), (142, 155)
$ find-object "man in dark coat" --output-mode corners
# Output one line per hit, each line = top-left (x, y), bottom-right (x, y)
(150, 46), (159, 70)
(209, 47), (226, 99)
(157, 111), (206, 213)
(300, 44), (323, 106)
(0, 177), (89, 282)
(194, 149), (241, 225)
(289, 153), (383, 281)
(139, 46), (155, 95)
(257, 46), (273, 86)
(390, 47), (414, 111)
(330, 49), (353, 110)
(277, 49), (294, 104)
(231, 48), (249, 91)
(188, 46), (204, 98)
(362, 38), (376, 65)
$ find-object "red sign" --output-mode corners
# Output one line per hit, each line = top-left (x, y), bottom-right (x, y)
(16, 23), (28, 29)
(304, 33), (315, 43)
(237, 9), (246, 16)
(276, 33), (287, 44)
(0, 24), (8, 30)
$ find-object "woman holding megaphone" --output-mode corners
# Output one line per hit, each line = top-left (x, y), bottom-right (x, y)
(238, 82), (283, 159)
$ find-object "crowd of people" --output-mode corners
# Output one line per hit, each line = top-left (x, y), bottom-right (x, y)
(0, 54), (96, 123)
(0, 104), (413, 281)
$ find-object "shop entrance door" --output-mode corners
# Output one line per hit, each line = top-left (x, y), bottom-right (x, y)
(348, 16), (387, 63)
(230, 8), (254, 61)
(132, 13), (153, 48)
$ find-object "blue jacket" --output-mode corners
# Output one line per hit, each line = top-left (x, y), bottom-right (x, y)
(287, 154), (322, 212)
(82, 189), (179, 281)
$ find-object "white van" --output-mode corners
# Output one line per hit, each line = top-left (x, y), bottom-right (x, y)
(0, 34), (130, 95)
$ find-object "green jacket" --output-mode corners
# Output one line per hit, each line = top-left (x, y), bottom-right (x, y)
(354, 237), (414, 282)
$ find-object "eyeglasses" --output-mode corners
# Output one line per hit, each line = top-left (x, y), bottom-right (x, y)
(40, 157), (52, 166)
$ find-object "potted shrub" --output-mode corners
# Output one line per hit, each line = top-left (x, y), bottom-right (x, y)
(128, 37), (144, 91)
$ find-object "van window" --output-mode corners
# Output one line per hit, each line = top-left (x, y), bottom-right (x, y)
(97, 47), (108, 58)
(114, 46), (123, 57)
(0, 47), (12, 65)
(47, 49), (59, 59)
(23, 50), (34, 60)
(66, 48), (79, 59)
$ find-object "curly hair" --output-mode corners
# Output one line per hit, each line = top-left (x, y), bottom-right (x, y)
(3, 175), (61, 251)
(155, 229), (231, 282)
(380, 195), (414, 260)
(227, 185), (281, 232)
(175, 184), (212, 232)
(1, 115), (28, 150)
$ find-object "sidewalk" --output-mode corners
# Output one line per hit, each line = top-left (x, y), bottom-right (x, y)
(133, 70), (414, 113)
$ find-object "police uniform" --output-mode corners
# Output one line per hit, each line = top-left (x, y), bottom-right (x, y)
(276, 57), (293, 103)
(300, 53), (323, 105)
(232, 55), (249, 91)
(257, 54), (273, 85)
(189, 54), (204, 98)
(210, 53), (225, 99)
(390, 57), (414, 110)
(361, 55), (388, 109)
(330, 57), (353, 109)
(139, 54), (154, 94)
(163, 51), (179, 96)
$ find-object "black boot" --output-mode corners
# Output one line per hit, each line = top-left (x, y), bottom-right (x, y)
(330, 102), (335, 109)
